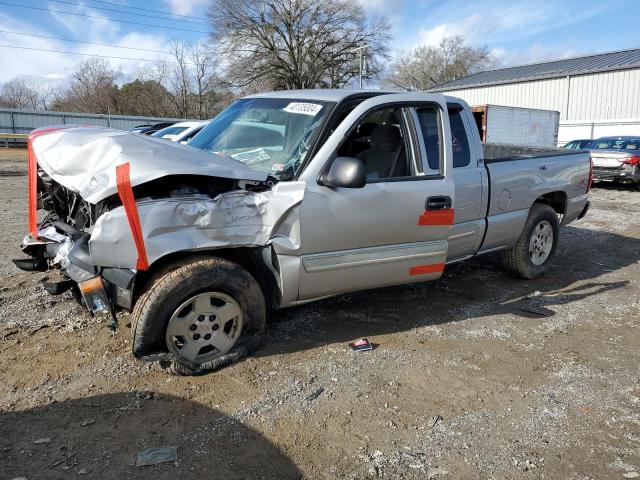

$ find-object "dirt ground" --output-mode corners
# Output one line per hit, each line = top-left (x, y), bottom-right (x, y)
(0, 147), (638, 480)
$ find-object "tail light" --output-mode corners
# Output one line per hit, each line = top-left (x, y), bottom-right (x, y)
(587, 156), (593, 193)
(621, 155), (640, 166)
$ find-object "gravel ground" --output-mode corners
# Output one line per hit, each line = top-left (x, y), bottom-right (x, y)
(0, 148), (638, 479)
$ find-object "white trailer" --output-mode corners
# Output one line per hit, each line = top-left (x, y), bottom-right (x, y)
(471, 105), (560, 148)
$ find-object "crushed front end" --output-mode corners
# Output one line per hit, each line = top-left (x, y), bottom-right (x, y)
(14, 169), (135, 320)
(12, 126), (295, 324)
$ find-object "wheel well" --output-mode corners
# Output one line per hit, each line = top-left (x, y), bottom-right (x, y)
(534, 191), (567, 215)
(132, 247), (281, 311)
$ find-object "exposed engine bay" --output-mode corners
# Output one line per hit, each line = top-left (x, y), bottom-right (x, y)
(15, 126), (304, 321)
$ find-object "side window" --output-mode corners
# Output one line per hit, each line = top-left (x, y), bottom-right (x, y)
(337, 107), (411, 181)
(415, 107), (442, 173)
(448, 107), (471, 168)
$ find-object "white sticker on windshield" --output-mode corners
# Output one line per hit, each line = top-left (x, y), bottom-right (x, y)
(282, 102), (323, 116)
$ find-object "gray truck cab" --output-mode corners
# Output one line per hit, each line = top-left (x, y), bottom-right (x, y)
(14, 90), (592, 375)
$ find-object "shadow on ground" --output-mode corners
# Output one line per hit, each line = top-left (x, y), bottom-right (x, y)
(260, 225), (637, 356)
(0, 392), (302, 480)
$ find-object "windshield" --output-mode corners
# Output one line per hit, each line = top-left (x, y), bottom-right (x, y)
(189, 98), (333, 179)
(153, 126), (189, 138)
(585, 138), (640, 150)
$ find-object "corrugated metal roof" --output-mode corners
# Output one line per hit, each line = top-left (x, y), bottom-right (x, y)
(430, 47), (640, 92)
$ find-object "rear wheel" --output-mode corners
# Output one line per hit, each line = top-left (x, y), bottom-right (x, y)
(501, 203), (559, 279)
(131, 257), (266, 375)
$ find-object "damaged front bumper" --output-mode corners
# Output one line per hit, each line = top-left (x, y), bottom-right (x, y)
(13, 225), (136, 316)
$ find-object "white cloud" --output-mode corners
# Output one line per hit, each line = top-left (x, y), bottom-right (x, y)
(491, 44), (578, 67)
(398, 0), (609, 66)
(163, 0), (208, 16)
(0, 6), (174, 87)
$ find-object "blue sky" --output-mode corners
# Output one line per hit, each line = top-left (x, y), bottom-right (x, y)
(0, 0), (637, 86)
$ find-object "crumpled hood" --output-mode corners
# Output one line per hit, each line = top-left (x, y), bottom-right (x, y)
(31, 127), (268, 204)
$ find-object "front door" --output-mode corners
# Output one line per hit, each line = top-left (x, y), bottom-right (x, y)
(296, 94), (455, 301)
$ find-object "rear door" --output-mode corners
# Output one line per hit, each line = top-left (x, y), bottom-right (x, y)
(295, 93), (455, 300)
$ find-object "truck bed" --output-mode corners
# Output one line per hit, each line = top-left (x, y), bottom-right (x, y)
(478, 144), (591, 254)
(482, 143), (575, 162)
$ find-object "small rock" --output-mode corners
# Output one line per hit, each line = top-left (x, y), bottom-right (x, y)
(623, 472), (640, 479)
(78, 469), (88, 475)
(80, 420), (94, 427)
(33, 438), (51, 444)
(306, 387), (324, 401)
(10, 477), (27, 480)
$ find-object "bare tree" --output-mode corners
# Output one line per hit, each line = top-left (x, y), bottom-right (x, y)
(166, 40), (192, 118)
(56, 57), (121, 114)
(208, 0), (391, 90)
(189, 42), (220, 119)
(0, 77), (56, 110)
(384, 36), (495, 91)
(148, 40), (230, 119)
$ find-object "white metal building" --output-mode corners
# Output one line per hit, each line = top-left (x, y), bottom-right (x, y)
(430, 48), (640, 145)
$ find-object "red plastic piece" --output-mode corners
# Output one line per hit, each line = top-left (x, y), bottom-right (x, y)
(409, 263), (445, 276)
(417, 208), (455, 226)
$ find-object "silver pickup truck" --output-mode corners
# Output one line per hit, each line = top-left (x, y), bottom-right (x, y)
(14, 90), (592, 375)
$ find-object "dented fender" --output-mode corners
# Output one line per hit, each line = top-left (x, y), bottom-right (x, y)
(89, 181), (306, 269)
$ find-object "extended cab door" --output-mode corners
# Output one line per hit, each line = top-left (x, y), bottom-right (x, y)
(295, 93), (455, 301)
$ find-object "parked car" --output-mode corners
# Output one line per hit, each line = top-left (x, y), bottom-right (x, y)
(129, 122), (176, 135)
(14, 90), (592, 375)
(152, 121), (209, 143)
(585, 136), (640, 188)
(563, 139), (592, 150)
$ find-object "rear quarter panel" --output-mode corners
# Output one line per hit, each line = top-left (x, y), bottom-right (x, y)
(480, 152), (590, 252)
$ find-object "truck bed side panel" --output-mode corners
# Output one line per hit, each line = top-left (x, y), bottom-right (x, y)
(480, 152), (591, 252)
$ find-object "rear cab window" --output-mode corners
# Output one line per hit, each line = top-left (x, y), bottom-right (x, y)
(447, 106), (471, 168)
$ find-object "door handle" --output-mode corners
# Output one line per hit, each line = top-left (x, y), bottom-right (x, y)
(539, 165), (548, 170)
(425, 195), (452, 211)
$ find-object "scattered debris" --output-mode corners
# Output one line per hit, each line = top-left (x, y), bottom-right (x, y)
(427, 467), (449, 479)
(306, 387), (325, 401)
(135, 446), (178, 467)
(429, 415), (443, 428)
(33, 438), (51, 444)
(519, 304), (555, 317)
(80, 419), (94, 427)
(349, 337), (373, 352)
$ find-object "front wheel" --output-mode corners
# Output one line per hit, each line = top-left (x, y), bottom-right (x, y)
(501, 203), (559, 279)
(131, 257), (266, 375)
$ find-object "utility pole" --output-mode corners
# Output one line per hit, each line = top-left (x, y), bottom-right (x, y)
(351, 44), (369, 90)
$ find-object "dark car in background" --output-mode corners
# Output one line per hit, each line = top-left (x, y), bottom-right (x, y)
(563, 139), (592, 150)
(129, 122), (176, 135)
(587, 136), (640, 189)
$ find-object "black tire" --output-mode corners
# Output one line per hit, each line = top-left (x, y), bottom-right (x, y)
(131, 257), (266, 376)
(501, 203), (559, 279)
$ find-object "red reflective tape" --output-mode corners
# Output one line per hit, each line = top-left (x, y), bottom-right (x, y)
(27, 126), (69, 236)
(417, 208), (455, 226)
(409, 263), (445, 276)
(27, 138), (38, 235)
(116, 163), (149, 270)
